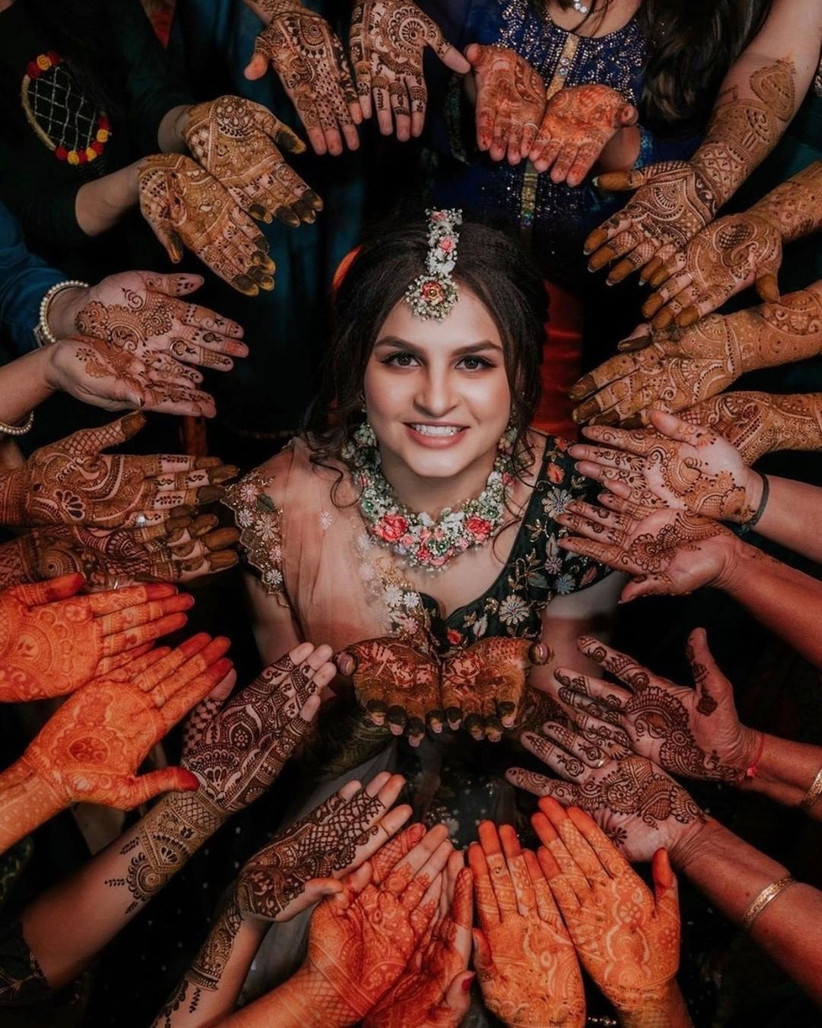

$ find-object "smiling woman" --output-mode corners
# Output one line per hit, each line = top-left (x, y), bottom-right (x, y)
(223, 213), (623, 998)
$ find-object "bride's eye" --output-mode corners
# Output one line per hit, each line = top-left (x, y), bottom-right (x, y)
(383, 351), (419, 367)
(458, 355), (493, 370)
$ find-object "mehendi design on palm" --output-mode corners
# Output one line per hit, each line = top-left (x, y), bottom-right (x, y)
(531, 83), (637, 186)
(467, 45), (546, 163)
(138, 154), (275, 295)
(0, 575), (191, 702)
(184, 95), (322, 227)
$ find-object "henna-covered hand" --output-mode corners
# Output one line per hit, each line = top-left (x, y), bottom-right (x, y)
(184, 95), (322, 226)
(470, 821), (585, 1027)
(364, 850), (473, 1028)
(554, 493), (738, 602)
(0, 573), (192, 702)
(236, 773), (411, 924)
(569, 411), (762, 523)
(245, 0), (362, 157)
(138, 154), (275, 296)
(278, 824), (452, 1025)
(0, 412), (236, 529)
(546, 631), (759, 785)
(71, 271), (247, 372)
(572, 289), (822, 427)
(585, 60), (797, 281)
(535, 799), (681, 1018)
(509, 747), (706, 863)
(440, 638), (550, 742)
(47, 336), (218, 419)
(337, 637), (441, 746)
(530, 83), (637, 186)
(643, 160), (822, 328)
(641, 212), (783, 329)
(0, 635), (233, 851)
(681, 391), (822, 464)
(466, 44), (546, 165)
(350, 0), (469, 141)
(11, 515), (238, 590)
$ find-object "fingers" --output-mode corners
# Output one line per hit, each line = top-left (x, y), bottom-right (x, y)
(159, 655), (235, 729)
(522, 728), (605, 779)
(95, 592), (194, 638)
(651, 847), (680, 921)
(565, 805), (633, 877)
(506, 766), (582, 803)
(499, 823), (536, 915)
(10, 572), (85, 606)
(523, 847), (563, 925)
(384, 823), (451, 898)
(476, 821), (518, 915)
(119, 766), (199, 808)
(467, 839), (500, 927)
(370, 822), (428, 883)
(575, 635), (654, 692)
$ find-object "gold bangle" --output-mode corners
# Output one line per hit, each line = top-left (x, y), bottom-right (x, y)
(799, 767), (822, 812)
(741, 875), (797, 931)
(0, 411), (34, 437)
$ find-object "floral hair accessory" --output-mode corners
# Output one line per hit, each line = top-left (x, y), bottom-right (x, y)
(404, 209), (463, 321)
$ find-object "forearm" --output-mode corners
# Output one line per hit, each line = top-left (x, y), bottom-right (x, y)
(221, 966), (344, 1028)
(0, 349), (55, 426)
(0, 761), (62, 853)
(749, 160), (822, 243)
(75, 161), (142, 236)
(691, 0), (819, 210)
(754, 475), (822, 561)
(741, 734), (822, 818)
(680, 392), (822, 464)
(20, 789), (227, 990)
(154, 903), (267, 1028)
(717, 541), (822, 669)
(158, 104), (193, 154)
(736, 284), (822, 372)
(671, 818), (822, 1004)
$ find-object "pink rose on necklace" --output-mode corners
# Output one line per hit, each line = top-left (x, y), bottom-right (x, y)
(466, 515), (493, 541)
(375, 513), (409, 542)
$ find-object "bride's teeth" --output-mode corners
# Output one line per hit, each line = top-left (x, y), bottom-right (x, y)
(413, 424), (460, 437)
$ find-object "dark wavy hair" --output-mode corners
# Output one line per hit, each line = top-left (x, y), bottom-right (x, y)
(542, 0), (773, 134)
(303, 218), (548, 478)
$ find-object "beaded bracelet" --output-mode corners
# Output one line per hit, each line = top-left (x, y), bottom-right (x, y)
(741, 874), (798, 931)
(36, 280), (88, 347)
(0, 411), (34, 437)
(799, 767), (822, 813)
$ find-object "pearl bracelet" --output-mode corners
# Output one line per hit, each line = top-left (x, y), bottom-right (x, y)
(0, 410), (34, 437)
(36, 279), (89, 347)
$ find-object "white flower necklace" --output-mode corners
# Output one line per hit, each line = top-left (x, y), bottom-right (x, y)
(342, 422), (516, 573)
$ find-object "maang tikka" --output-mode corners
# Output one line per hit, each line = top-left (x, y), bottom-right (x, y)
(404, 208), (463, 321)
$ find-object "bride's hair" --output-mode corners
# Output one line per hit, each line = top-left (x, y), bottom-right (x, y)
(304, 217), (547, 475)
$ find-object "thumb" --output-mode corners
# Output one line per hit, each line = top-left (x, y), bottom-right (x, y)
(62, 412), (146, 457)
(648, 409), (708, 446)
(244, 50), (269, 81)
(119, 767), (199, 808)
(335, 650), (357, 677)
(464, 42), (483, 66)
(439, 42), (471, 75)
(142, 272), (203, 297)
(619, 103), (638, 126)
(651, 848), (679, 916)
(10, 572), (86, 607)
(754, 270), (781, 305)
(472, 929), (493, 975)
(286, 877), (344, 920)
(593, 167), (649, 192)
(686, 627), (731, 700)
(442, 971), (475, 1016)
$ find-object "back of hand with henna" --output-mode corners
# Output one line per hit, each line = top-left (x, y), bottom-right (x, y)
(0, 412), (236, 529)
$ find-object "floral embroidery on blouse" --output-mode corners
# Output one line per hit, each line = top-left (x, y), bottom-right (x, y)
(222, 469), (285, 596)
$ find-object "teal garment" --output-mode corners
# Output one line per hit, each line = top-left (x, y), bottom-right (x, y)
(0, 201), (62, 357)
(169, 0), (367, 443)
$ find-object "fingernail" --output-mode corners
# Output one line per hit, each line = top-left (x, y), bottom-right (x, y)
(461, 973), (475, 992)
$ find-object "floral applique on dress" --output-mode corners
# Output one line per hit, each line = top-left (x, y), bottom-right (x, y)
(223, 469), (285, 596)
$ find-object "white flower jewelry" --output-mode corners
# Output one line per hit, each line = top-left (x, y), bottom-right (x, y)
(343, 421), (516, 573)
(404, 209), (463, 321)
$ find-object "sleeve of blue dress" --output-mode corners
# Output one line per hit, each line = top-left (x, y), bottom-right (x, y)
(0, 203), (63, 358)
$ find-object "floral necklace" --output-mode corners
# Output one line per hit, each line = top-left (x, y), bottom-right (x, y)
(342, 422), (516, 572)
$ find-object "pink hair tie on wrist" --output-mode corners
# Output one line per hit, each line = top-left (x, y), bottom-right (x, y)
(744, 732), (765, 779)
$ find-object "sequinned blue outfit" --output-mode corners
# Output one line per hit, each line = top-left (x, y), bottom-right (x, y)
(423, 0), (702, 286)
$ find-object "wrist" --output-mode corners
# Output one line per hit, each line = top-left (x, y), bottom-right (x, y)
(708, 532), (753, 593)
(618, 980), (685, 1028)
(0, 759), (64, 850)
(736, 470), (767, 526)
(45, 284), (89, 340)
(265, 965), (348, 1028)
(666, 815), (723, 876)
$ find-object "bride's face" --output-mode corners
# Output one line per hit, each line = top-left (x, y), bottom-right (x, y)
(363, 287), (512, 495)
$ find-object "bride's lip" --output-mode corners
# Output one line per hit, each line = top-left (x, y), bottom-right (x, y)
(405, 423), (467, 447)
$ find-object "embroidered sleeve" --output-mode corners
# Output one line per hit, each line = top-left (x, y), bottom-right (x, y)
(532, 438), (611, 594)
(222, 470), (285, 596)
